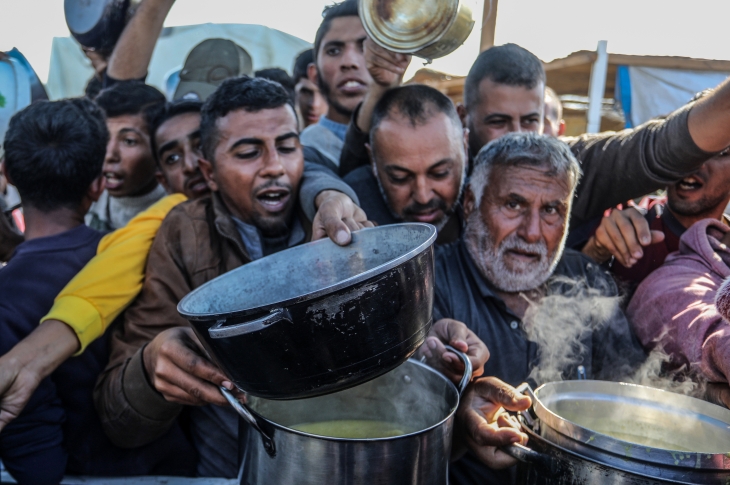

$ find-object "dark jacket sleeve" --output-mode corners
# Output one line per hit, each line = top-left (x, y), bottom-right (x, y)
(565, 104), (714, 228)
(339, 104), (372, 178)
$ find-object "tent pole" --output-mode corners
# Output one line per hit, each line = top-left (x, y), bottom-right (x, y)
(480, 0), (498, 52)
(586, 40), (608, 133)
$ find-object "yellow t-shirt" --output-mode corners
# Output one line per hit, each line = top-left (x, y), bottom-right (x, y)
(41, 194), (187, 353)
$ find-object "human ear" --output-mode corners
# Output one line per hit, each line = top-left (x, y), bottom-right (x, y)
(366, 143), (378, 179)
(307, 63), (319, 86)
(198, 158), (219, 192)
(87, 176), (105, 202)
(456, 104), (468, 129)
(155, 170), (172, 194)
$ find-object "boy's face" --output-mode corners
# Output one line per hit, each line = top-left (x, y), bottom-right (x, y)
(103, 114), (158, 197)
(154, 111), (209, 199)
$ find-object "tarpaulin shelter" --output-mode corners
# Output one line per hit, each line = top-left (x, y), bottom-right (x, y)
(46, 23), (311, 100)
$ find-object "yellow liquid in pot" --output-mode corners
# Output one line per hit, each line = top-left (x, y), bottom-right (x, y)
(290, 420), (414, 439)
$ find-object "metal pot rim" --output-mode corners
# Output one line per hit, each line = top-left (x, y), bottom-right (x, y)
(247, 358), (460, 442)
(177, 223), (437, 321)
(524, 380), (730, 470)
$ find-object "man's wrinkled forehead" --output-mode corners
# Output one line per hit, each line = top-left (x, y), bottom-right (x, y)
(487, 163), (572, 200)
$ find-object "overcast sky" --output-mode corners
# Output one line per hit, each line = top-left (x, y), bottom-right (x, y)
(1, 0), (729, 83)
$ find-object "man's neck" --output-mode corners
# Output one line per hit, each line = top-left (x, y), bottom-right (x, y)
(23, 205), (85, 241)
(494, 288), (543, 320)
(325, 107), (351, 125)
(668, 202), (729, 230)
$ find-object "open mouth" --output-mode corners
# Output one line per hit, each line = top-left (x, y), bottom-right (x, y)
(337, 78), (367, 96)
(407, 209), (442, 223)
(104, 172), (124, 190)
(676, 175), (704, 192)
(187, 177), (209, 195)
(506, 249), (540, 262)
(256, 188), (291, 213)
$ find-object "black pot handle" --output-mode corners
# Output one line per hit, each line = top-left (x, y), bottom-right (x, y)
(502, 443), (558, 476)
(220, 387), (276, 457)
(208, 308), (292, 339)
(444, 344), (472, 396)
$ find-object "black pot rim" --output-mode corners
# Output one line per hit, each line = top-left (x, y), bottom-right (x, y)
(177, 223), (437, 322)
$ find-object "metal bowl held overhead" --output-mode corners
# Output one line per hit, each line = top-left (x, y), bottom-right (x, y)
(359, 0), (476, 61)
(178, 223), (436, 400)
(504, 380), (730, 484)
(65, 0), (141, 52)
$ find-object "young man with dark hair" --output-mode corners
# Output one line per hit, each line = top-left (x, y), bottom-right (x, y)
(254, 67), (295, 101)
(344, 84), (469, 244)
(93, 77), (373, 478)
(89, 81), (167, 230)
(543, 86), (565, 137)
(293, 48), (328, 129)
(0, 99), (194, 484)
(301, 0), (372, 167)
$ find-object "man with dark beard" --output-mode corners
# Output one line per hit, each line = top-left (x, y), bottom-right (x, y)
(436, 133), (645, 485)
(344, 84), (468, 244)
(300, 0), (372, 168)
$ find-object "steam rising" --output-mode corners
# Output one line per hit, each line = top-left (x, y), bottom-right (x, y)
(520, 275), (706, 398)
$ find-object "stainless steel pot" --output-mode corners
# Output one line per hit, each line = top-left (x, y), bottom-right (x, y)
(359, 0), (476, 62)
(178, 223), (436, 400)
(224, 347), (472, 485)
(504, 381), (730, 484)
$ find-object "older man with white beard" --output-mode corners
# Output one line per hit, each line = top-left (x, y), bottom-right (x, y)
(440, 133), (646, 485)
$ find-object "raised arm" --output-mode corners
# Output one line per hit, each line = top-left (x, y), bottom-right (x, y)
(339, 39), (410, 176)
(106, 0), (176, 81)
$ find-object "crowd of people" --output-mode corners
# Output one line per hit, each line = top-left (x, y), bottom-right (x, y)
(1, 0), (730, 484)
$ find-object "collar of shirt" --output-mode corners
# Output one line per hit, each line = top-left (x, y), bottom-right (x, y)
(231, 216), (306, 261)
(318, 115), (348, 142)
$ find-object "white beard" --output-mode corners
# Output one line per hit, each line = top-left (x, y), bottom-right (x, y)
(464, 210), (567, 292)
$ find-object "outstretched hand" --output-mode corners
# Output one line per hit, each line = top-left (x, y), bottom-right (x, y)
(456, 377), (531, 469)
(143, 327), (243, 407)
(582, 207), (664, 267)
(312, 190), (375, 245)
(417, 318), (488, 384)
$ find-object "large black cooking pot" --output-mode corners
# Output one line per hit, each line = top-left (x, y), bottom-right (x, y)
(177, 223), (436, 400)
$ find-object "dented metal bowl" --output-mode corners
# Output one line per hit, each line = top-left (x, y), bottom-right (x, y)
(178, 223), (436, 400)
(359, 0), (475, 61)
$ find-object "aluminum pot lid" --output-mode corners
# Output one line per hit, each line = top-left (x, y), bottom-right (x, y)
(531, 380), (730, 469)
(178, 223), (436, 321)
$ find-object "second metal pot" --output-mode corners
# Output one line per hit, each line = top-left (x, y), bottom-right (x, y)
(226, 348), (472, 485)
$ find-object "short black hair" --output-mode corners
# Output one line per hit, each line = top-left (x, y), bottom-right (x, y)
(149, 99), (203, 163)
(3, 98), (108, 211)
(313, 0), (360, 61)
(464, 43), (546, 108)
(200, 76), (295, 161)
(255, 68), (295, 101)
(370, 84), (461, 152)
(293, 49), (314, 82)
(95, 81), (166, 133)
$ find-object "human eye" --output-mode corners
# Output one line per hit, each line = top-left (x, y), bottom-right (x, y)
(164, 153), (180, 166)
(235, 148), (259, 160)
(326, 46), (341, 56)
(123, 136), (139, 146)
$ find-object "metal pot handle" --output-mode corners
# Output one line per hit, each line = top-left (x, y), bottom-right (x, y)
(444, 344), (472, 395)
(219, 387), (276, 456)
(208, 308), (292, 339)
(502, 443), (558, 476)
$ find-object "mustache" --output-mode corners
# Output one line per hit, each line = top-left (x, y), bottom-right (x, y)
(402, 197), (448, 216)
(498, 232), (548, 259)
(253, 179), (293, 195)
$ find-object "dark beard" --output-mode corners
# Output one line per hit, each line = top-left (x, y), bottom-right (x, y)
(317, 67), (354, 119)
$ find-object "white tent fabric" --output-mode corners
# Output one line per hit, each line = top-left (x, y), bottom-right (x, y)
(46, 23), (311, 100)
(624, 66), (729, 127)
